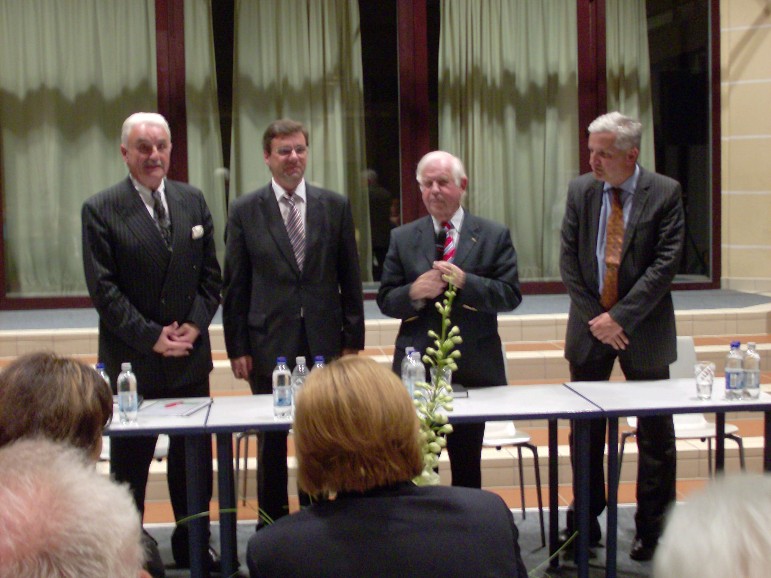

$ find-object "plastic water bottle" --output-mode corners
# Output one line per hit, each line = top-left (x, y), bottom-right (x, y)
(410, 350), (426, 388)
(272, 357), (292, 419)
(116, 362), (138, 424)
(313, 356), (326, 371)
(400, 346), (415, 395)
(743, 342), (761, 400)
(724, 341), (744, 400)
(291, 356), (310, 414)
(95, 362), (110, 388)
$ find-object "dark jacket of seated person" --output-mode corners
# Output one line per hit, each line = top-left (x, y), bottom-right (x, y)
(246, 356), (527, 578)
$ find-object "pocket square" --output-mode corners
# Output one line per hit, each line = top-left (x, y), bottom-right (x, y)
(191, 225), (204, 240)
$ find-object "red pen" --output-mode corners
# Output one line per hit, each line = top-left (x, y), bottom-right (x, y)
(165, 401), (182, 408)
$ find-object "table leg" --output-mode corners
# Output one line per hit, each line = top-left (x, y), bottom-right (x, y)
(217, 433), (238, 577)
(548, 419), (559, 570)
(606, 417), (619, 578)
(573, 419), (591, 578)
(715, 412), (726, 473)
(185, 434), (208, 578)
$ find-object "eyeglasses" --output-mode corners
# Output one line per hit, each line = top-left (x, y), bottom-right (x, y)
(275, 145), (308, 157)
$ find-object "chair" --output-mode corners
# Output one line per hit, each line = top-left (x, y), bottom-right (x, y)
(234, 430), (260, 506)
(99, 434), (170, 462)
(619, 336), (746, 476)
(482, 420), (546, 547)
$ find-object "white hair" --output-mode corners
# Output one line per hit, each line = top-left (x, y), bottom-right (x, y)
(416, 150), (467, 187)
(121, 112), (171, 146)
(587, 111), (642, 151)
(653, 474), (771, 578)
(0, 438), (145, 578)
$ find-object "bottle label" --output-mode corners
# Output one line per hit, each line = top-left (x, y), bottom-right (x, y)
(725, 369), (743, 390)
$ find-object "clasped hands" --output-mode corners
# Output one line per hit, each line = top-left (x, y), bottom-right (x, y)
(152, 322), (199, 357)
(589, 312), (629, 351)
(409, 261), (466, 301)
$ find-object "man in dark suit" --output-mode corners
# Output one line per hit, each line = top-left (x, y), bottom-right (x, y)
(82, 112), (222, 570)
(377, 150), (521, 488)
(222, 118), (365, 525)
(559, 111), (685, 561)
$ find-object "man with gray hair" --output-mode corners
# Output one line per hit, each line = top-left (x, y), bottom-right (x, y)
(378, 150), (521, 488)
(82, 112), (222, 569)
(559, 111), (685, 561)
(0, 438), (150, 578)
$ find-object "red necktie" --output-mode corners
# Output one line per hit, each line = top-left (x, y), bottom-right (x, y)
(600, 188), (624, 310)
(442, 221), (455, 262)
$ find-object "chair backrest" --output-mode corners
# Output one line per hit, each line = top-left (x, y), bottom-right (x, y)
(484, 420), (519, 440)
(669, 336), (697, 379)
(627, 336), (699, 429)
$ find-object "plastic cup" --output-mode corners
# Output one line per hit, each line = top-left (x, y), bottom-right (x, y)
(694, 362), (715, 400)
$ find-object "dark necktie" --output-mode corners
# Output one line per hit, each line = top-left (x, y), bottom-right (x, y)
(151, 189), (172, 250)
(600, 188), (624, 310)
(441, 221), (455, 263)
(284, 193), (305, 270)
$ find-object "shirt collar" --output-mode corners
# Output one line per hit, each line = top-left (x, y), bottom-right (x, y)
(604, 164), (639, 197)
(272, 178), (307, 203)
(129, 174), (165, 204)
(432, 206), (464, 233)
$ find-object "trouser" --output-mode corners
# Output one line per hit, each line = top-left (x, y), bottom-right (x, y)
(568, 356), (676, 544)
(447, 421), (486, 488)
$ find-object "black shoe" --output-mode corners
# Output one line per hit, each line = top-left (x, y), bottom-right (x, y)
(557, 528), (599, 559)
(173, 545), (222, 572)
(629, 537), (657, 562)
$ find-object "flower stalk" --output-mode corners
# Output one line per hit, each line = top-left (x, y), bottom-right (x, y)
(413, 281), (461, 486)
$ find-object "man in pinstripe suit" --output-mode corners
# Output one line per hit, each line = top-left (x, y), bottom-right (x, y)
(559, 112), (685, 562)
(82, 112), (222, 570)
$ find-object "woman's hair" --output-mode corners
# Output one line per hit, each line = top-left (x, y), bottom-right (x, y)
(294, 356), (423, 495)
(0, 352), (112, 458)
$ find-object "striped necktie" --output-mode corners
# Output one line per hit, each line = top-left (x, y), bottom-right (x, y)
(151, 189), (172, 250)
(442, 221), (455, 263)
(284, 193), (305, 271)
(600, 188), (624, 310)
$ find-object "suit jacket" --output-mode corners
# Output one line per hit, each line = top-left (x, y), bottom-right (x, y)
(246, 482), (528, 578)
(559, 168), (685, 368)
(377, 213), (521, 387)
(222, 182), (364, 383)
(82, 177), (222, 397)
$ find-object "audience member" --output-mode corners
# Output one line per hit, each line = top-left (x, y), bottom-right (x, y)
(0, 438), (150, 578)
(246, 356), (527, 578)
(653, 474), (771, 578)
(0, 351), (165, 577)
(0, 351), (112, 459)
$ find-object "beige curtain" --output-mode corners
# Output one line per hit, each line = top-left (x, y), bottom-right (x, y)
(439, 0), (579, 280)
(230, 0), (370, 279)
(184, 0), (227, 266)
(0, 0), (157, 296)
(606, 0), (655, 169)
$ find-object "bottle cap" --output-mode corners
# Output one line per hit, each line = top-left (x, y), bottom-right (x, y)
(296, 356), (306, 365)
(121, 362), (132, 371)
(277, 356), (287, 363)
(96, 362), (105, 370)
(314, 356), (325, 364)
(730, 340), (740, 348)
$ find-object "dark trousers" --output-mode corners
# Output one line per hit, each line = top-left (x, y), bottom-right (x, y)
(447, 421), (486, 488)
(110, 433), (213, 556)
(568, 356), (676, 544)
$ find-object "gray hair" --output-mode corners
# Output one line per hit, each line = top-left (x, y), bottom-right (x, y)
(587, 111), (642, 151)
(121, 112), (171, 146)
(653, 474), (771, 578)
(416, 151), (467, 187)
(0, 438), (145, 578)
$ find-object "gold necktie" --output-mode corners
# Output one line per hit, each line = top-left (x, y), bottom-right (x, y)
(600, 188), (624, 310)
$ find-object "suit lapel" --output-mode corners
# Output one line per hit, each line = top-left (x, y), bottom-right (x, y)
(622, 168), (652, 259)
(454, 213), (481, 268)
(587, 182), (604, 288)
(304, 186), (323, 275)
(117, 177), (171, 270)
(414, 216), (437, 268)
